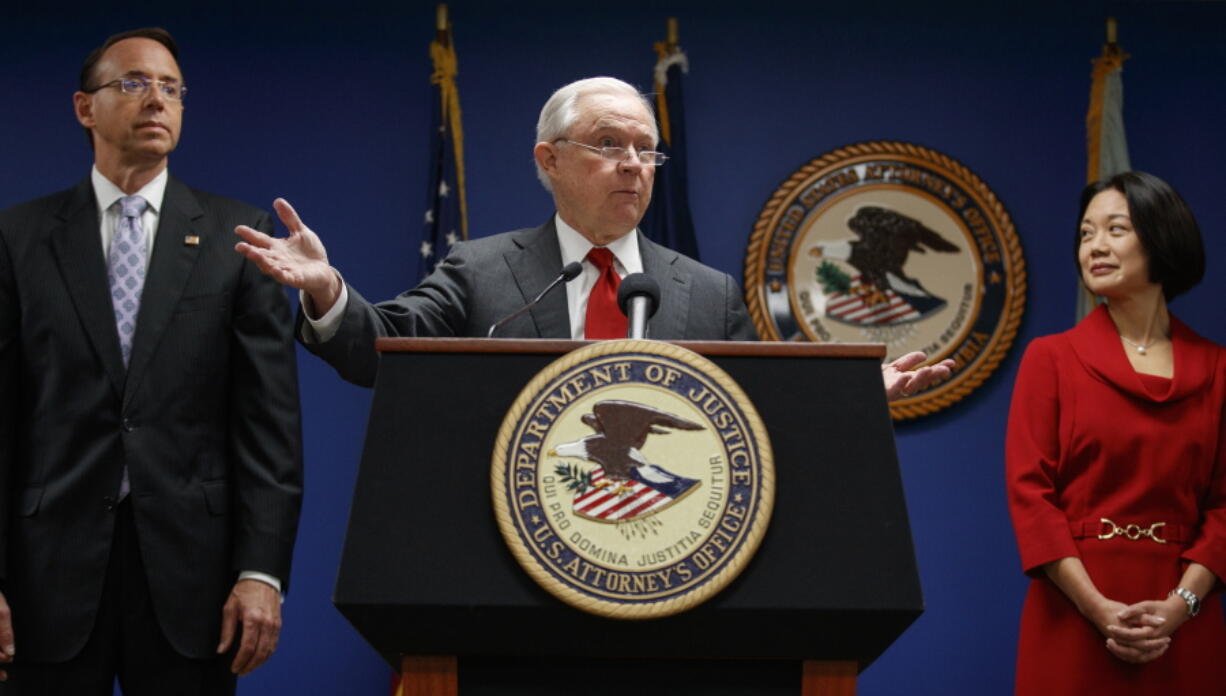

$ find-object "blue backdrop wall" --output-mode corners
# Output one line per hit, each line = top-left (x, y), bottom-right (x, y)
(2, 1), (1223, 693)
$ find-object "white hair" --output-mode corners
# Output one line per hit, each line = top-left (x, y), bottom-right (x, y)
(534, 76), (658, 191)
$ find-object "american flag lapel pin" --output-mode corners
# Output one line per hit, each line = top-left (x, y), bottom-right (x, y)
(184, 235), (200, 246)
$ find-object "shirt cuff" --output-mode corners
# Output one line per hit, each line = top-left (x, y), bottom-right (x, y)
(239, 570), (284, 600)
(299, 273), (348, 343)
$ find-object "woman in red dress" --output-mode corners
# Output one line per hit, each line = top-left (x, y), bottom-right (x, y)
(1007, 171), (1226, 694)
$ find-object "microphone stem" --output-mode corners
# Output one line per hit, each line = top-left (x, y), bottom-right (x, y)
(487, 268), (575, 338)
(627, 297), (650, 339)
(487, 303), (535, 338)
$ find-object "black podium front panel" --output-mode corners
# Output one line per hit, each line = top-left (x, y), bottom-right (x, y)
(334, 340), (922, 678)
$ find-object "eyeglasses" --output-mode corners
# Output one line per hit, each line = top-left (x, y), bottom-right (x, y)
(558, 139), (668, 167)
(86, 76), (187, 102)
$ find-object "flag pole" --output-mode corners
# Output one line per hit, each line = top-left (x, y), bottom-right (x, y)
(1078, 16), (1130, 322)
(654, 18), (682, 145)
(430, 3), (467, 241)
(436, 3), (449, 45)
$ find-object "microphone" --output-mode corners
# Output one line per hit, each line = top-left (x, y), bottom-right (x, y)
(487, 261), (583, 337)
(616, 273), (660, 339)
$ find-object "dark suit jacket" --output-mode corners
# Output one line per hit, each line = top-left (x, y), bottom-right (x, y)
(0, 176), (303, 661)
(300, 217), (758, 386)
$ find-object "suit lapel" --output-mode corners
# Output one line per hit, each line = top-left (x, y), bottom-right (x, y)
(50, 179), (127, 397)
(123, 176), (203, 406)
(639, 232), (690, 339)
(505, 218), (571, 338)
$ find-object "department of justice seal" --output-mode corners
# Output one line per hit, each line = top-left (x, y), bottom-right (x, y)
(744, 141), (1026, 419)
(491, 340), (774, 619)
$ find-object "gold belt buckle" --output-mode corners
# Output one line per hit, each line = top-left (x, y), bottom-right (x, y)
(1097, 518), (1167, 543)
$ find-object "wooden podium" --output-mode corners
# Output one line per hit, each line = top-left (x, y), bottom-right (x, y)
(334, 339), (922, 695)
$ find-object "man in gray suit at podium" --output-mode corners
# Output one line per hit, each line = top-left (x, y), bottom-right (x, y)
(235, 76), (949, 396)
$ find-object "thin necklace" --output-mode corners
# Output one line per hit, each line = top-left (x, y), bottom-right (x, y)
(1119, 334), (1155, 355)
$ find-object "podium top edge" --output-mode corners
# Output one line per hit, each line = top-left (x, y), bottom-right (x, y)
(374, 337), (886, 359)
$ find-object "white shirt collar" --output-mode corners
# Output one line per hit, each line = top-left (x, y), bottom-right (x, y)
(553, 214), (643, 274)
(91, 166), (169, 217)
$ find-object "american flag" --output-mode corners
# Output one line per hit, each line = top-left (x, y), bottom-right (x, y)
(391, 9), (468, 696)
(825, 274), (922, 326)
(415, 15), (467, 281)
(571, 466), (700, 523)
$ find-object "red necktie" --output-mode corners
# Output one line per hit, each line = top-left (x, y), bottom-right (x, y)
(584, 247), (626, 339)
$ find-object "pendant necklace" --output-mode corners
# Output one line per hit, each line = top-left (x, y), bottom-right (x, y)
(1119, 334), (1155, 355)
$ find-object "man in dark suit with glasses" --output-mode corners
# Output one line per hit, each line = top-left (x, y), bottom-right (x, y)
(0, 27), (302, 694)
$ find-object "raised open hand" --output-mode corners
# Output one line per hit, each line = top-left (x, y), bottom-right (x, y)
(235, 198), (342, 314)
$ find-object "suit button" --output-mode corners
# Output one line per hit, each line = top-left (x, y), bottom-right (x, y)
(102, 496), (116, 512)
(122, 419), (135, 433)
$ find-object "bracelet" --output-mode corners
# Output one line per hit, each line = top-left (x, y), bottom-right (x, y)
(1169, 587), (1201, 617)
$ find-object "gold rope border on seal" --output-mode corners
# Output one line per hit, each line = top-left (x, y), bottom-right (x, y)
(743, 141), (1027, 421)
(489, 339), (775, 620)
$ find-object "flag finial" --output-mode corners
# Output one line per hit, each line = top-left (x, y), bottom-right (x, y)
(436, 4), (449, 43)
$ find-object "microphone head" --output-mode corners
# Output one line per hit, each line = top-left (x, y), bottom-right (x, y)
(617, 273), (661, 319)
(561, 261), (583, 282)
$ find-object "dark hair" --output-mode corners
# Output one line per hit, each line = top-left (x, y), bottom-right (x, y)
(1077, 171), (1204, 301)
(77, 27), (180, 149)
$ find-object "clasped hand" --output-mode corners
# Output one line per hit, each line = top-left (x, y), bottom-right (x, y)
(1090, 595), (1188, 664)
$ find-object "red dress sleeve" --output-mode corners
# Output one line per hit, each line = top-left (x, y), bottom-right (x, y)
(1183, 393), (1226, 583)
(1006, 338), (1079, 575)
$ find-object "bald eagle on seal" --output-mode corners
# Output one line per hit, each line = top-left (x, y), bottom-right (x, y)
(550, 400), (702, 497)
(812, 206), (960, 316)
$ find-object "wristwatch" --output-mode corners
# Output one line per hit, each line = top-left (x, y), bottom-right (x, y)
(1169, 587), (1201, 617)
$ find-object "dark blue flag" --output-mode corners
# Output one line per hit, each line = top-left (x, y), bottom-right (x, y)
(641, 43), (699, 261)
(416, 31), (467, 281)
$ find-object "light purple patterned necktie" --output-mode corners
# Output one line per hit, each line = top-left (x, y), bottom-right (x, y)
(109, 195), (147, 501)
(108, 195), (148, 368)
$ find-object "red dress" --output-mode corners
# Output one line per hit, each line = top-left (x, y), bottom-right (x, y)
(1007, 306), (1226, 694)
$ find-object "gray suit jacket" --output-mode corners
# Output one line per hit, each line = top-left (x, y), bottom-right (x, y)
(300, 218), (757, 386)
